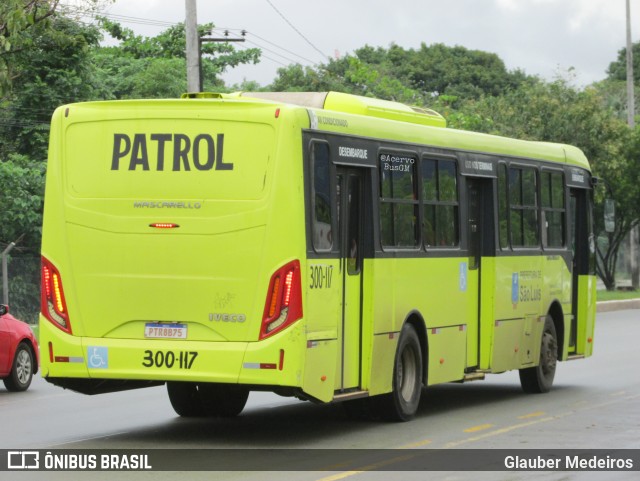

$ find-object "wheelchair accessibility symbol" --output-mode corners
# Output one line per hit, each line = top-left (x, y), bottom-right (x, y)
(87, 346), (108, 369)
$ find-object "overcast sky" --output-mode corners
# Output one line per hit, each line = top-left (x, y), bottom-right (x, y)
(88, 0), (637, 88)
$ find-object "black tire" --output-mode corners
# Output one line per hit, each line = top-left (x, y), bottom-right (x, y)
(166, 382), (205, 417)
(3, 342), (34, 392)
(198, 383), (249, 417)
(373, 323), (423, 421)
(519, 315), (558, 393)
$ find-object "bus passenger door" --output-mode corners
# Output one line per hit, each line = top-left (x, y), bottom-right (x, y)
(569, 188), (595, 354)
(466, 177), (494, 369)
(336, 168), (364, 390)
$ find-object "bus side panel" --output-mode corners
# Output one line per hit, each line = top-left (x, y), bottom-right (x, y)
(575, 274), (596, 357)
(478, 257), (496, 370)
(427, 325), (466, 385)
(368, 333), (397, 396)
(492, 255), (544, 372)
(304, 258), (341, 396)
(302, 339), (338, 402)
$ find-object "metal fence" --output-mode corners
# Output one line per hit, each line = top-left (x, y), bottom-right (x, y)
(0, 256), (40, 323)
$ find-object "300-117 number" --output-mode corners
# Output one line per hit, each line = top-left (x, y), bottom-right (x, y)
(142, 350), (198, 369)
(309, 265), (333, 289)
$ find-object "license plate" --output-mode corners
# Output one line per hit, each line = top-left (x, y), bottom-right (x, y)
(144, 323), (187, 339)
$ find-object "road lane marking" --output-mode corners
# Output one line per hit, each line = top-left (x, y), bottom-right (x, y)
(463, 423), (494, 433)
(518, 411), (546, 419)
(442, 392), (640, 449)
(316, 454), (417, 481)
(398, 439), (432, 448)
(313, 392), (640, 480)
(444, 416), (556, 448)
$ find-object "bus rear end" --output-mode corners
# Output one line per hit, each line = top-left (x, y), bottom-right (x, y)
(40, 98), (307, 414)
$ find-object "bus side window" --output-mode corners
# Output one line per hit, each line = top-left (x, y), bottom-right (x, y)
(541, 170), (566, 248)
(421, 158), (459, 248)
(312, 143), (333, 252)
(379, 152), (419, 248)
(509, 166), (539, 248)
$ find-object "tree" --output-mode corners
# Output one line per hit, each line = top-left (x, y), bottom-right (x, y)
(448, 77), (637, 289)
(270, 43), (529, 106)
(96, 19), (261, 97)
(1, 15), (104, 160)
(606, 41), (640, 84)
(0, 0), (59, 95)
(594, 127), (640, 289)
(0, 154), (45, 320)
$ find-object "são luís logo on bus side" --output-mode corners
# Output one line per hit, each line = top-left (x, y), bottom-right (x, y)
(110, 133), (234, 171)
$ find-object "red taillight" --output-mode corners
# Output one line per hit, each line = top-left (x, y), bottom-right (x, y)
(41, 256), (72, 334)
(260, 260), (302, 340)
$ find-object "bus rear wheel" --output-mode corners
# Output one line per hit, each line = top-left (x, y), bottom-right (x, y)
(167, 382), (249, 417)
(374, 323), (423, 421)
(199, 383), (249, 417)
(166, 381), (205, 417)
(519, 315), (558, 393)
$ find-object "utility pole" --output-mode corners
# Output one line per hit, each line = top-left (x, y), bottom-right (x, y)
(184, 0), (245, 93)
(626, 0), (639, 290)
(185, 0), (200, 92)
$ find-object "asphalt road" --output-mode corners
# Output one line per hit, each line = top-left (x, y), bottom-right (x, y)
(1, 309), (638, 480)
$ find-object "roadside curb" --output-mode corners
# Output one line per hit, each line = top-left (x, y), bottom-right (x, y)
(596, 299), (640, 312)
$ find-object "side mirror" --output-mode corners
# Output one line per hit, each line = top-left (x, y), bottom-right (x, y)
(604, 198), (615, 233)
(0, 304), (7, 316)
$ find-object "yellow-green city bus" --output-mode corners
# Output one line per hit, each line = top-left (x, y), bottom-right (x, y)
(40, 91), (596, 421)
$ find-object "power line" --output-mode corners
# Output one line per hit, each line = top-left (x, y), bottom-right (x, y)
(249, 31), (318, 65)
(61, 7), (320, 70)
(265, 0), (329, 61)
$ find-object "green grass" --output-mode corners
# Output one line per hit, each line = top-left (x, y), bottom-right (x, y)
(597, 289), (640, 301)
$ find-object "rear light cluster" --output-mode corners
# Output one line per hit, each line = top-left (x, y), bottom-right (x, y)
(260, 260), (302, 340)
(41, 256), (71, 333)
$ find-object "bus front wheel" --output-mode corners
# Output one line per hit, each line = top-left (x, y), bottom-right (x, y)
(519, 315), (558, 393)
(374, 323), (423, 421)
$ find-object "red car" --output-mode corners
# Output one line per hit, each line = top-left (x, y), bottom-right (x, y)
(0, 304), (39, 391)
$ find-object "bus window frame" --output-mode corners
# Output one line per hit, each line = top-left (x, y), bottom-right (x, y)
(378, 147), (421, 252)
(307, 139), (340, 258)
(506, 161), (542, 252)
(420, 155), (461, 250)
(539, 167), (567, 250)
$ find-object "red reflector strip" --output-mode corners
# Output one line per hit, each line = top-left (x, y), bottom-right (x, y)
(279, 349), (285, 371)
(243, 362), (278, 370)
(149, 223), (180, 229)
(54, 356), (84, 363)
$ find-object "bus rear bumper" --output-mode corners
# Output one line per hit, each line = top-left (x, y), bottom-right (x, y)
(40, 317), (306, 394)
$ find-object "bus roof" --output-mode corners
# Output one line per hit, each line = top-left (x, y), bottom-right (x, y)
(78, 91), (590, 172)
(209, 91), (590, 172)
